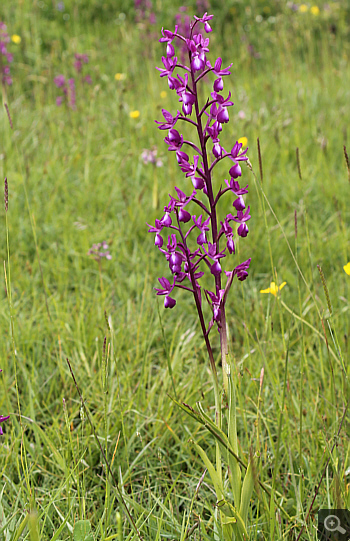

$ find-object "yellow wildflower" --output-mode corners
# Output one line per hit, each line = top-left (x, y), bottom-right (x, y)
(238, 136), (248, 147)
(130, 110), (140, 119)
(160, 90), (167, 99)
(115, 73), (126, 81)
(299, 4), (308, 12)
(343, 263), (350, 275)
(310, 5), (320, 15)
(260, 281), (287, 297)
(11, 34), (21, 44)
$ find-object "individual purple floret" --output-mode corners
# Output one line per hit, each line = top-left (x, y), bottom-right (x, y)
(0, 22), (13, 86)
(0, 369), (9, 435)
(87, 241), (112, 262)
(148, 13), (251, 376)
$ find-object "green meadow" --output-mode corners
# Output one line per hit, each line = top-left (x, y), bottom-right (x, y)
(1, 1), (350, 539)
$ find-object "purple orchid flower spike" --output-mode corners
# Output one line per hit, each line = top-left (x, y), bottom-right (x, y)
(148, 12), (252, 384)
(87, 241), (112, 262)
(0, 23), (14, 86)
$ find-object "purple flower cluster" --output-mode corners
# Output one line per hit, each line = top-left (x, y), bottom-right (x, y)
(54, 53), (91, 108)
(0, 369), (9, 435)
(135, 0), (156, 25)
(141, 147), (163, 167)
(196, 0), (210, 12)
(148, 13), (251, 334)
(74, 53), (92, 84)
(87, 241), (112, 262)
(174, 7), (191, 64)
(0, 22), (13, 86)
(54, 75), (76, 108)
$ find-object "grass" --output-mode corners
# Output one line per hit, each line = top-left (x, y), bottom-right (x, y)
(0, 1), (350, 540)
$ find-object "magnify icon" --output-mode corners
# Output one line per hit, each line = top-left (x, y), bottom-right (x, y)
(324, 515), (346, 535)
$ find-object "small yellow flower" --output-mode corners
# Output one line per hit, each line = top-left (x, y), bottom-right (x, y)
(310, 5), (320, 15)
(130, 110), (140, 119)
(160, 90), (167, 99)
(11, 34), (21, 44)
(260, 281), (287, 297)
(299, 4), (308, 12)
(115, 73), (126, 81)
(238, 136), (248, 147)
(343, 263), (350, 275)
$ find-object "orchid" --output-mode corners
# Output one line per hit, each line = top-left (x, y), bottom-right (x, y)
(147, 14), (255, 538)
(0, 22), (14, 85)
(87, 241), (112, 262)
(148, 13), (251, 371)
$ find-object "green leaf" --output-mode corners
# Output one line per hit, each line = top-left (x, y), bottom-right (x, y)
(217, 499), (248, 540)
(227, 370), (242, 506)
(73, 520), (94, 541)
(239, 461), (255, 527)
(190, 441), (224, 500)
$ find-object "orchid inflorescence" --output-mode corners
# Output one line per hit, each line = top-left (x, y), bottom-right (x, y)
(54, 53), (91, 108)
(0, 22), (14, 86)
(148, 12), (251, 341)
(87, 241), (112, 262)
